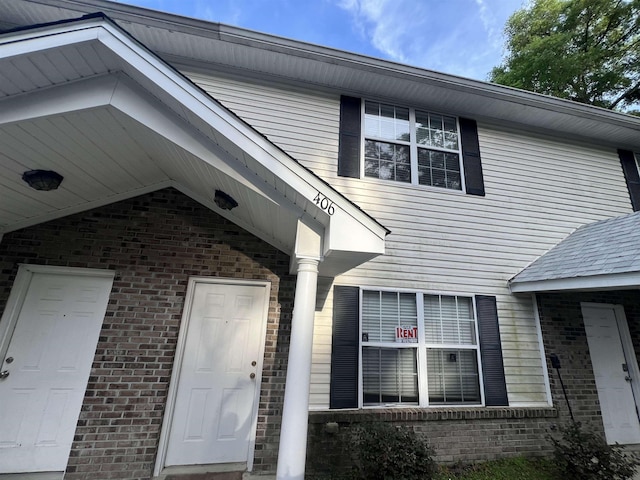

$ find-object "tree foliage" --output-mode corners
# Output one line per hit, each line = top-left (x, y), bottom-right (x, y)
(490, 0), (640, 111)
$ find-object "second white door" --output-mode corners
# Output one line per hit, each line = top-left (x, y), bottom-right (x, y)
(583, 304), (640, 444)
(165, 280), (268, 466)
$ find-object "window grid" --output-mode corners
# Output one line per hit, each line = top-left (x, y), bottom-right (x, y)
(363, 100), (464, 191)
(360, 289), (482, 407)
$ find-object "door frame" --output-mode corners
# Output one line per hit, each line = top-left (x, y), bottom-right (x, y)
(581, 302), (640, 441)
(0, 264), (115, 368)
(154, 277), (271, 477)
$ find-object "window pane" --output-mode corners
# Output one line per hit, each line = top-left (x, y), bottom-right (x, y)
(364, 140), (411, 183)
(365, 101), (410, 142)
(424, 295), (476, 345)
(427, 349), (480, 404)
(415, 110), (459, 152)
(417, 148), (462, 191)
(362, 290), (417, 343)
(363, 347), (418, 405)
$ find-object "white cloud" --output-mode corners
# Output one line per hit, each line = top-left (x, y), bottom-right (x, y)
(336, 0), (429, 64)
(337, 0), (522, 80)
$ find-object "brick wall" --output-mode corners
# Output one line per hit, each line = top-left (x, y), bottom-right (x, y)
(305, 407), (557, 476)
(0, 188), (294, 479)
(537, 290), (640, 433)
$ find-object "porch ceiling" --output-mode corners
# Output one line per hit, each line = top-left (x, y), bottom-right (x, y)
(509, 211), (640, 293)
(0, 15), (387, 277)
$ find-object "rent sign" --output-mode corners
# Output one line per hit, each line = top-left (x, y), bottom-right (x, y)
(395, 326), (418, 343)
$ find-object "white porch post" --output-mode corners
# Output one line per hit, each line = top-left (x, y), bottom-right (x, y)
(276, 218), (322, 480)
(276, 257), (319, 480)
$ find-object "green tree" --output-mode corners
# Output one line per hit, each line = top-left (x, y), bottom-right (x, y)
(490, 0), (640, 111)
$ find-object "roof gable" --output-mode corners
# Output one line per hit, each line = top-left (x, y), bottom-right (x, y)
(0, 13), (387, 276)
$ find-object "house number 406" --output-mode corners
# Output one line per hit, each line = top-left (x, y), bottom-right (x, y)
(313, 192), (335, 215)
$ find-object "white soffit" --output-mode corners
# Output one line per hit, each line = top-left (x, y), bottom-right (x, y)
(0, 16), (387, 276)
(0, 0), (639, 150)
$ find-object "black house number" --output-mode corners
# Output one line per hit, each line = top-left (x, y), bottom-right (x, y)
(313, 192), (335, 215)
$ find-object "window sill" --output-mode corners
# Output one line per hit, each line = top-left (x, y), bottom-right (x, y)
(309, 406), (558, 424)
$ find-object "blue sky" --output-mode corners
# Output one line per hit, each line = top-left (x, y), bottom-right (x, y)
(114, 0), (524, 81)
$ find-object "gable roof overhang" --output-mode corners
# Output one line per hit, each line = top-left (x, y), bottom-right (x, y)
(0, 14), (387, 277)
(1, 0), (640, 152)
(509, 212), (640, 293)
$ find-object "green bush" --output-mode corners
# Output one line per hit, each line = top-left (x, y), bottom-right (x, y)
(549, 421), (639, 480)
(350, 422), (437, 480)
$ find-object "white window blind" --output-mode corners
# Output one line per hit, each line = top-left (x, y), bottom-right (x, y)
(361, 290), (481, 407)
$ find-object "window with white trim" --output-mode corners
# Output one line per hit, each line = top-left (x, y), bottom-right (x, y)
(361, 290), (481, 407)
(363, 101), (463, 190)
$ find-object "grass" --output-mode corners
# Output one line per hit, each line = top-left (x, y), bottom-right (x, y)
(434, 456), (557, 480)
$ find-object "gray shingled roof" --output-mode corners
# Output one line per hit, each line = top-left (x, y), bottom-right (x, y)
(510, 211), (640, 288)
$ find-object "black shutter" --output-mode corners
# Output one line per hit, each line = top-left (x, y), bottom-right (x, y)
(476, 295), (508, 406)
(338, 96), (361, 178)
(330, 286), (360, 409)
(618, 149), (640, 212)
(459, 118), (485, 196)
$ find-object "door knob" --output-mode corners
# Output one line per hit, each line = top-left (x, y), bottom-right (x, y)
(250, 373), (256, 379)
(0, 370), (9, 380)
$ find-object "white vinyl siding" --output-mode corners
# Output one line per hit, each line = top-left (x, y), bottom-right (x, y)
(185, 71), (635, 409)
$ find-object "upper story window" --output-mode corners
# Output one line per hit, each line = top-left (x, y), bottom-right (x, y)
(338, 96), (486, 196)
(363, 101), (463, 191)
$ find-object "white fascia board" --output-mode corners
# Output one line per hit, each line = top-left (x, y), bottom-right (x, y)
(0, 22), (100, 55)
(509, 271), (640, 293)
(90, 22), (389, 243)
(1, 17), (387, 261)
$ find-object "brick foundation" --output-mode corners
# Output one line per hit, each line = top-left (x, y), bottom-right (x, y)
(305, 407), (557, 476)
(0, 188), (294, 479)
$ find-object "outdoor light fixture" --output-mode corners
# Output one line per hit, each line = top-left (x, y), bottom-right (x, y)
(22, 169), (64, 191)
(214, 189), (238, 210)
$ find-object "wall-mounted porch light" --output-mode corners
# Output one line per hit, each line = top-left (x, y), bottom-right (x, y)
(22, 170), (64, 191)
(214, 189), (238, 210)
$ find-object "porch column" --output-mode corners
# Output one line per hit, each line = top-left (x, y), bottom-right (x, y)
(276, 256), (319, 480)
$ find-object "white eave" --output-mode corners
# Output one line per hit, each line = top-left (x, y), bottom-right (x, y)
(509, 272), (640, 293)
(1, 0), (639, 151)
(0, 15), (387, 277)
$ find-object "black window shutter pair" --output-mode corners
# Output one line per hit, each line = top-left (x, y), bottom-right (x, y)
(337, 96), (485, 196)
(618, 150), (640, 212)
(329, 287), (509, 408)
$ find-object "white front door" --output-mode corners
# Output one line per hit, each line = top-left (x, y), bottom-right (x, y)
(164, 280), (269, 467)
(582, 303), (640, 444)
(0, 267), (113, 473)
